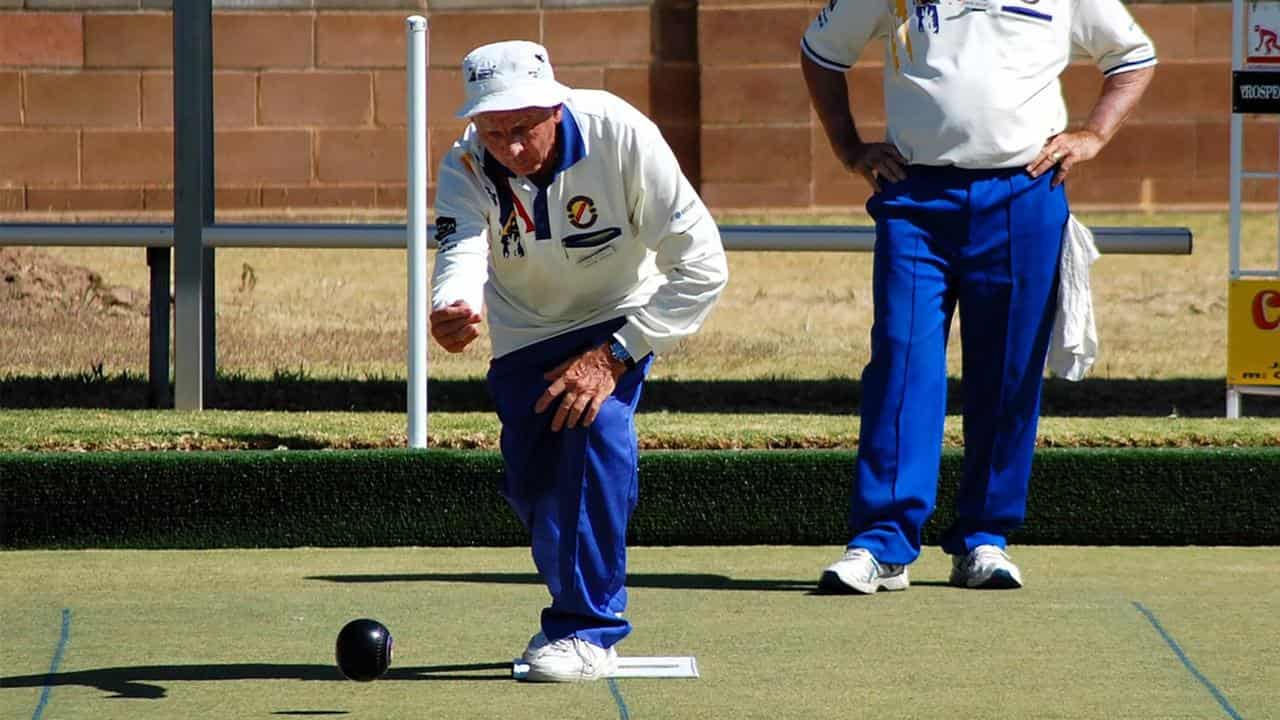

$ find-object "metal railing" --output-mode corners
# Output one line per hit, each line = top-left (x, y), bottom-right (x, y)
(0, 222), (1194, 253)
(0, 10), (1199, 437)
(0, 221), (1193, 414)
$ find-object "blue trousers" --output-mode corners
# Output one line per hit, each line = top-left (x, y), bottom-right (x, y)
(487, 318), (651, 649)
(850, 165), (1067, 564)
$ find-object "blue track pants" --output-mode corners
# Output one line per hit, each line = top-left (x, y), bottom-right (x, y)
(849, 165), (1068, 564)
(487, 317), (650, 649)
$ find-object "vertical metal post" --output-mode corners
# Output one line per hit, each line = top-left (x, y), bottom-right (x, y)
(406, 16), (429, 448)
(147, 246), (171, 408)
(1227, 0), (1243, 417)
(203, 247), (216, 390)
(1229, 0), (1244, 283)
(173, 0), (215, 410)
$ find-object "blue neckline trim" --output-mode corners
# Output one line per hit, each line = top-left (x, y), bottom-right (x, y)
(479, 103), (585, 242)
(550, 103), (586, 179)
(480, 103), (585, 183)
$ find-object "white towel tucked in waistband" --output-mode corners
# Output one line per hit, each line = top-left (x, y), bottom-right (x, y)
(1048, 214), (1100, 381)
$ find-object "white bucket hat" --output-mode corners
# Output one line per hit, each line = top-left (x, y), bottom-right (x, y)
(455, 40), (571, 118)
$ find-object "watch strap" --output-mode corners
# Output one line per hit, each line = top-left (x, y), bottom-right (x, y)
(608, 338), (636, 370)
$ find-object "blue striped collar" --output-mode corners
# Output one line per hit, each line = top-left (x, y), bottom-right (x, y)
(553, 101), (586, 175)
(481, 102), (585, 182)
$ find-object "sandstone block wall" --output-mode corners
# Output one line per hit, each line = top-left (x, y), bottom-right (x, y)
(0, 1), (1256, 217)
(700, 0), (1258, 212)
(0, 0), (698, 216)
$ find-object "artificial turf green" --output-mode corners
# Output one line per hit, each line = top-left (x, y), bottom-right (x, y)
(1, 546), (1276, 720)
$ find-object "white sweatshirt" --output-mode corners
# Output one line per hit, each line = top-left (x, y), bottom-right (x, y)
(432, 89), (728, 360)
(802, 0), (1157, 169)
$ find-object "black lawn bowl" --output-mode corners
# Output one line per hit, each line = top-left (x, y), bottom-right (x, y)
(335, 618), (393, 682)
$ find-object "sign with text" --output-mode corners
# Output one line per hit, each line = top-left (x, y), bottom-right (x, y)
(1234, 71), (1280, 113)
(1228, 279), (1280, 386)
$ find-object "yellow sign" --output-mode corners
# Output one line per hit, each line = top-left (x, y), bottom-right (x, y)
(1228, 279), (1280, 385)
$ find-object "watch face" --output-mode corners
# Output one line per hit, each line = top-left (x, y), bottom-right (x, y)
(609, 340), (632, 365)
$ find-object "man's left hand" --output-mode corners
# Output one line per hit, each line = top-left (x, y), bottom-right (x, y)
(1027, 130), (1105, 187)
(535, 345), (627, 431)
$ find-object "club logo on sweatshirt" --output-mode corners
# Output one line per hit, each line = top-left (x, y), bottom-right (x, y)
(435, 216), (458, 252)
(500, 211), (526, 259)
(435, 217), (456, 242)
(566, 196), (598, 229)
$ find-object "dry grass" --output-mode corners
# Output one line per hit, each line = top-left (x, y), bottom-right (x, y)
(1, 211), (1275, 381)
(1, 409), (1275, 451)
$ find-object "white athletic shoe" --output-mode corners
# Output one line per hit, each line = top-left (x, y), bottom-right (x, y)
(524, 631), (550, 656)
(950, 545), (1024, 589)
(522, 636), (618, 682)
(818, 548), (909, 594)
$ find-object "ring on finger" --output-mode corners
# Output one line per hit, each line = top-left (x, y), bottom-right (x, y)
(1051, 151), (1063, 162)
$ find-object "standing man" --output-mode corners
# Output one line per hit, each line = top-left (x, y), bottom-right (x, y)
(803, 0), (1154, 593)
(430, 41), (727, 680)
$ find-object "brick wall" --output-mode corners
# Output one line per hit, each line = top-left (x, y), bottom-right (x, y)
(0, 1), (1254, 217)
(701, 0), (1254, 212)
(0, 0), (699, 216)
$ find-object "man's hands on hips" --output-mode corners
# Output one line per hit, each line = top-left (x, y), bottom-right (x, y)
(845, 141), (908, 193)
(1030, 67), (1152, 187)
(536, 344), (628, 431)
(1028, 130), (1105, 187)
(429, 300), (483, 352)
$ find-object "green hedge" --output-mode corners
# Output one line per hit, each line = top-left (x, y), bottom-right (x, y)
(2, 448), (1277, 549)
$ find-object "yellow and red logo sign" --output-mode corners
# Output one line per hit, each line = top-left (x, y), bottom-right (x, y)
(566, 196), (597, 229)
(1252, 288), (1280, 330)
(1228, 279), (1280, 385)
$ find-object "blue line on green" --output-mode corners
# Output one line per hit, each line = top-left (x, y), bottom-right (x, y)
(607, 677), (631, 720)
(1133, 601), (1243, 720)
(31, 608), (71, 720)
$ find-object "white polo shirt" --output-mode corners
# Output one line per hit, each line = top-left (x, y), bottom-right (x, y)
(802, 0), (1157, 169)
(432, 89), (728, 360)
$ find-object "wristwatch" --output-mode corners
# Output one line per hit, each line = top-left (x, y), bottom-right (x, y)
(607, 338), (636, 370)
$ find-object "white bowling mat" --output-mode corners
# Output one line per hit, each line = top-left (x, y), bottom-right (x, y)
(512, 656), (699, 680)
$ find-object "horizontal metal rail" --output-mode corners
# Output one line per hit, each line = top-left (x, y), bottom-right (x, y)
(0, 223), (174, 247)
(0, 220), (1196, 412)
(0, 223), (1194, 254)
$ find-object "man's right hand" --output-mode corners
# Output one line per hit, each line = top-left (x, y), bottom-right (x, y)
(802, 55), (906, 195)
(429, 300), (483, 353)
(845, 141), (908, 193)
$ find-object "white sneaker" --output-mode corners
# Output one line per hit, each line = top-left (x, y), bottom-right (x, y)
(522, 636), (619, 682)
(818, 548), (909, 594)
(524, 631), (549, 656)
(950, 545), (1024, 589)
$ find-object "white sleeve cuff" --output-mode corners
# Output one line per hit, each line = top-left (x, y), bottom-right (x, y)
(614, 320), (655, 362)
(1102, 55), (1157, 77)
(802, 36), (852, 72)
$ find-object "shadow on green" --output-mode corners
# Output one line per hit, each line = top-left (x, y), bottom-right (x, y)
(0, 662), (513, 700)
(305, 572), (812, 592)
(5, 374), (1271, 416)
